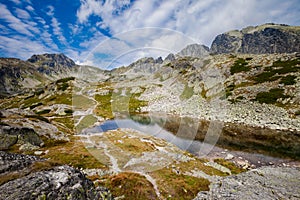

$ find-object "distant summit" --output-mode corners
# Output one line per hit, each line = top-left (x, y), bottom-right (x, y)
(177, 44), (209, 58)
(210, 23), (300, 54)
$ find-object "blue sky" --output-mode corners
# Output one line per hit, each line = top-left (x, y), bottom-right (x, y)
(0, 0), (299, 69)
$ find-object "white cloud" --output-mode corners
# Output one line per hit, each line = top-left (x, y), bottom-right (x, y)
(0, 4), (33, 37)
(9, 0), (31, 5)
(76, 0), (102, 23)
(14, 8), (31, 20)
(9, 0), (21, 5)
(51, 17), (67, 44)
(0, 3), (61, 60)
(26, 5), (34, 12)
(46, 5), (55, 16)
(0, 35), (49, 59)
(77, 0), (300, 47)
(75, 0), (300, 68)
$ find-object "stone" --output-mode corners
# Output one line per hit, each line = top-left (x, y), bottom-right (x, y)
(34, 151), (44, 156)
(225, 154), (234, 160)
(0, 134), (17, 150)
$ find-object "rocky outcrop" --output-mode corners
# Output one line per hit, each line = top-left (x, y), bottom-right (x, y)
(177, 44), (210, 57)
(0, 125), (43, 150)
(0, 151), (43, 174)
(0, 151), (113, 200)
(211, 23), (300, 54)
(195, 166), (300, 200)
(165, 53), (175, 62)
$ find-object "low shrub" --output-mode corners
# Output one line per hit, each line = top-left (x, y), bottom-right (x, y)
(255, 88), (289, 104)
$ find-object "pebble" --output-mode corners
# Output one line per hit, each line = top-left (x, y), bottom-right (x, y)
(34, 151), (43, 156)
(225, 154), (234, 160)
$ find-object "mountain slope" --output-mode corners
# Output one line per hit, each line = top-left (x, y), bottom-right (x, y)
(0, 58), (47, 97)
(0, 53), (108, 96)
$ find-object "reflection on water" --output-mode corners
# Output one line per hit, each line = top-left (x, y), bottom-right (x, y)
(84, 114), (300, 160)
(84, 118), (219, 157)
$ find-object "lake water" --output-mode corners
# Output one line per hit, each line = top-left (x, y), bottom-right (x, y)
(84, 118), (219, 157)
(83, 114), (300, 166)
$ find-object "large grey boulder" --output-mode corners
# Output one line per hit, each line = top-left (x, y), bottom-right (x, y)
(0, 151), (113, 200)
(0, 125), (43, 150)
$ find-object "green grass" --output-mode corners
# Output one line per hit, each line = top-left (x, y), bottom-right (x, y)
(230, 58), (250, 74)
(95, 90), (148, 119)
(42, 137), (106, 169)
(101, 172), (158, 200)
(76, 115), (97, 133)
(180, 84), (194, 100)
(255, 88), (289, 104)
(51, 117), (74, 133)
(73, 95), (95, 110)
(214, 159), (247, 174)
(151, 167), (210, 200)
(95, 92), (113, 119)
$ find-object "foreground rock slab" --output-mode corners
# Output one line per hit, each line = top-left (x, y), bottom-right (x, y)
(0, 151), (113, 200)
(195, 166), (300, 200)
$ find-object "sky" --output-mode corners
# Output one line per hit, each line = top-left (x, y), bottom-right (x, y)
(0, 0), (299, 69)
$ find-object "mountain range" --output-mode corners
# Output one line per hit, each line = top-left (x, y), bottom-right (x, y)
(1, 23), (299, 97)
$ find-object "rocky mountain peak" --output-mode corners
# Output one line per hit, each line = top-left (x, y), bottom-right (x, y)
(211, 23), (300, 54)
(27, 53), (76, 75)
(177, 44), (210, 58)
(28, 53), (75, 68)
(165, 53), (175, 62)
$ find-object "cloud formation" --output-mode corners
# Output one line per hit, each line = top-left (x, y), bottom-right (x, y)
(0, 0), (299, 67)
(76, 0), (300, 46)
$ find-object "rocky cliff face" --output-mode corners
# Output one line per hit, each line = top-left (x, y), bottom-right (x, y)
(211, 23), (300, 54)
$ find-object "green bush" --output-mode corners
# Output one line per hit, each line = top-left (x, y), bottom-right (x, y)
(56, 77), (75, 84)
(230, 58), (250, 74)
(254, 59), (300, 83)
(36, 109), (51, 115)
(255, 88), (288, 104)
(25, 115), (50, 123)
(225, 84), (235, 98)
(280, 75), (297, 85)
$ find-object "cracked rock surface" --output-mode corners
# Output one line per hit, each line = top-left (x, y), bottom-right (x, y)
(195, 166), (300, 200)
